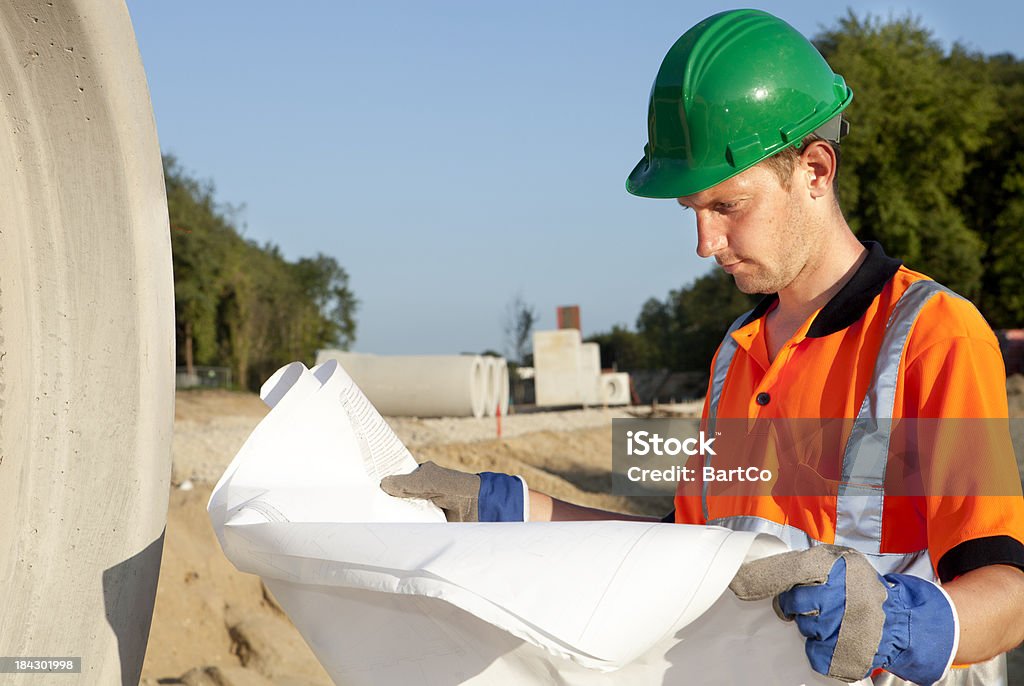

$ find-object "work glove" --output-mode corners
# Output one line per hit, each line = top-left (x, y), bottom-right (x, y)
(380, 461), (527, 522)
(729, 545), (958, 685)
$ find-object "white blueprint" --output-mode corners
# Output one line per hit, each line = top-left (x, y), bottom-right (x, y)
(209, 361), (859, 685)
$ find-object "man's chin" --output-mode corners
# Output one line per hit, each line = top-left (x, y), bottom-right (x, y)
(731, 274), (777, 295)
(730, 275), (758, 294)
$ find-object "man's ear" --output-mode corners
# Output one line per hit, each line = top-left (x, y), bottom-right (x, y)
(799, 140), (837, 199)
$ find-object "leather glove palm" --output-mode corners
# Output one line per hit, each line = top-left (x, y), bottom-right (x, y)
(729, 545), (958, 685)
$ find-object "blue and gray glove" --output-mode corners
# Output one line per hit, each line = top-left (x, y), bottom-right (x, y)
(729, 544), (959, 685)
(380, 461), (527, 522)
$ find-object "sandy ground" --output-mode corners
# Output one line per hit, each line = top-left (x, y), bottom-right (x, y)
(141, 387), (1024, 685)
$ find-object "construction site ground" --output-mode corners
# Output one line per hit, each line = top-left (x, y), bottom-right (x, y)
(141, 384), (1024, 685)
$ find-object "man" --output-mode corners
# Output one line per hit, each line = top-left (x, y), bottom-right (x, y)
(382, 9), (1024, 684)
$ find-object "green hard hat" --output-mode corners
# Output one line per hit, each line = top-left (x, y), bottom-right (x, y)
(626, 9), (853, 198)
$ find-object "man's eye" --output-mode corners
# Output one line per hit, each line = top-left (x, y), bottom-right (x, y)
(717, 202), (738, 212)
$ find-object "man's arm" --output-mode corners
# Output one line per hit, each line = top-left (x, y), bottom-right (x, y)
(903, 311), (1024, 662)
(382, 461), (665, 523)
(528, 490), (658, 522)
(945, 564), (1024, 663)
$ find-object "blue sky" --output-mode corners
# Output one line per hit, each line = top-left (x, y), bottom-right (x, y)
(125, 1), (1022, 356)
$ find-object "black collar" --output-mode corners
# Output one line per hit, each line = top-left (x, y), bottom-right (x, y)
(740, 241), (903, 338)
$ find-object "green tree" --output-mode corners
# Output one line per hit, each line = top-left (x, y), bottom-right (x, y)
(217, 243), (358, 389)
(636, 270), (759, 372)
(815, 13), (998, 298)
(585, 325), (658, 371)
(959, 53), (1024, 326)
(166, 155), (235, 375)
(166, 155), (359, 389)
(293, 254), (359, 352)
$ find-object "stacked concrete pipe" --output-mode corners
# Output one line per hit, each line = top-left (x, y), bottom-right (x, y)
(0, 1), (174, 683)
(316, 351), (497, 418)
(481, 356), (497, 417)
(482, 356), (510, 417)
(494, 357), (510, 417)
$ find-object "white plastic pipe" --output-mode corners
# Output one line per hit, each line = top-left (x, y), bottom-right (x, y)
(0, 2), (174, 682)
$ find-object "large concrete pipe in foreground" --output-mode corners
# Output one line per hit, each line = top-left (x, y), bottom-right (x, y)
(317, 351), (489, 418)
(0, 2), (174, 683)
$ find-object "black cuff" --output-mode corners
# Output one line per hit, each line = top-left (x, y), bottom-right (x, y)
(660, 509), (676, 523)
(936, 535), (1024, 583)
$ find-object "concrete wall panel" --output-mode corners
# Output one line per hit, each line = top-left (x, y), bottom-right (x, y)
(579, 342), (602, 407)
(533, 330), (583, 407)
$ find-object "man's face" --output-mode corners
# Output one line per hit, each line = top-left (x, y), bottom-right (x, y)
(677, 159), (820, 295)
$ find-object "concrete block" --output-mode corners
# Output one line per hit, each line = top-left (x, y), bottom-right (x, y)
(600, 372), (632, 406)
(533, 329), (583, 407)
(579, 342), (602, 406)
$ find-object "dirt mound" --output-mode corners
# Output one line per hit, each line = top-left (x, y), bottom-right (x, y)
(175, 389), (269, 423)
(141, 484), (333, 685)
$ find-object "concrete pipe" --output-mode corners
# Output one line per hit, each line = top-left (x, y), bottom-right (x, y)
(316, 351), (488, 418)
(495, 358), (510, 417)
(0, 1), (174, 683)
(483, 356), (497, 417)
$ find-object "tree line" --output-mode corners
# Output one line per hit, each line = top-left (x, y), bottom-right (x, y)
(590, 12), (1024, 375)
(168, 156), (357, 390)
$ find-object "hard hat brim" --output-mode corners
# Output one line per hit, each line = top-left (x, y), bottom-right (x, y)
(626, 156), (748, 199)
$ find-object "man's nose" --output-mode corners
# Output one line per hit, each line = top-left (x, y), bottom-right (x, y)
(695, 214), (727, 258)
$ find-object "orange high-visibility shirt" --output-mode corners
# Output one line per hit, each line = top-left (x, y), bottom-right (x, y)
(674, 242), (1024, 582)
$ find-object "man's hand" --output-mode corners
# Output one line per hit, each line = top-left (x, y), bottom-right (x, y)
(729, 545), (958, 685)
(380, 461), (526, 522)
